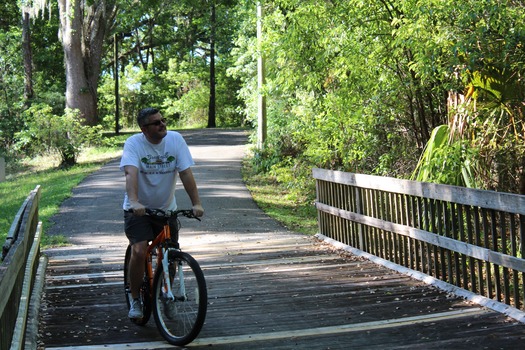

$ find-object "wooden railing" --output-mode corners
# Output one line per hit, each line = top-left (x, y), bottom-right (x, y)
(0, 186), (46, 350)
(313, 168), (525, 320)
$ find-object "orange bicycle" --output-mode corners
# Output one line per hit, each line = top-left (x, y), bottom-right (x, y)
(124, 208), (207, 346)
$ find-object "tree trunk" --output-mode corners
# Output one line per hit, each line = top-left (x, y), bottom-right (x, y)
(58, 0), (116, 126)
(60, 143), (77, 168)
(22, 11), (33, 102)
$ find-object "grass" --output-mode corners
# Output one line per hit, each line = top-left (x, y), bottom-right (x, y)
(0, 137), (127, 248)
(241, 158), (318, 236)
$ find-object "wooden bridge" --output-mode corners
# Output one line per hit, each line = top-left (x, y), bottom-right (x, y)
(3, 129), (525, 349)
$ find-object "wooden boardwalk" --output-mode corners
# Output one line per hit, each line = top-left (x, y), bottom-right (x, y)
(37, 130), (525, 349)
(39, 232), (525, 350)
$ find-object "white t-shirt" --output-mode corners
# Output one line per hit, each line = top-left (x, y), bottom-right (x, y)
(120, 131), (194, 211)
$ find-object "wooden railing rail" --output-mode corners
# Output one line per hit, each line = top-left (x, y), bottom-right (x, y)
(313, 168), (525, 318)
(0, 186), (44, 350)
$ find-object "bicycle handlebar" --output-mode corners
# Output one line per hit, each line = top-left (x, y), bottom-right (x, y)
(130, 208), (201, 221)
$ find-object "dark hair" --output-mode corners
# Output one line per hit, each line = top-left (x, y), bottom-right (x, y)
(137, 107), (159, 126)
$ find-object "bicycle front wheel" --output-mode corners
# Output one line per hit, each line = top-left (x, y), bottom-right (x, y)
(153, 250), (207, 346)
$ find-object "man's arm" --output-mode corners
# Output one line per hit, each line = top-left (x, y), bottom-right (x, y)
(124, 165), (146, 215)
(179, 168), (204, 217)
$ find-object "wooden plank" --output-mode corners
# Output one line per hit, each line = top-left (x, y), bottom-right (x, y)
(0, 241), (26, 317)
(43, 308), (489, 350)
(3, 194), (30, 249)
(510, 215), (521, 307)
(0, 186), (40, 349)
(315, 202), (525, 272)
(313, 168), (525, 215)
(10, 222), (42, 350)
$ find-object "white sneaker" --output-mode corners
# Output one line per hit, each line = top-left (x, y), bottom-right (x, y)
(164, 299), (177, 320)
(128, 298), (143, 319)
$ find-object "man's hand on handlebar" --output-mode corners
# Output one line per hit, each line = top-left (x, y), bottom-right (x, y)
(130, 200), (146, 216)
(192, 204), (204, 218)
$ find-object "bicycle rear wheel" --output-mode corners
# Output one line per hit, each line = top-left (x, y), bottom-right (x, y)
(153, 250), (207, 346)
(124, 245), (152, 325)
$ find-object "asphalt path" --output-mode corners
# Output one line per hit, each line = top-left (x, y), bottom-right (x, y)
(45, 128), (282, 246)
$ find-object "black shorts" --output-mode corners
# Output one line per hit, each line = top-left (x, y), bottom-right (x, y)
(124, 211), (165, 245)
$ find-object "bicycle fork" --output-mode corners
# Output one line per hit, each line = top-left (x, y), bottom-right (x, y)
(162, 248), (187, 301)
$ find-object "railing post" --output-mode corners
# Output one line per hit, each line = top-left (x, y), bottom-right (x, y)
(315, 178), (322, 236)
(355, 186), (365, 251)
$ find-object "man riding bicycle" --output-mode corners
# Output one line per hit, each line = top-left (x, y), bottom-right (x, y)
(120, 107), (204, 319)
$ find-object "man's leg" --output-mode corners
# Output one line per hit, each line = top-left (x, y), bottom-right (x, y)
(129, 241), (148, 299)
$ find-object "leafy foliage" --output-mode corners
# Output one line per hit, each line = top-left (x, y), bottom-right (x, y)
(411, 125), (479, 188)
(0, 27), (25, 159)
(15, 104), (102, 167)
(97, 0), (244, 129)
(230, 0), (525, 195)
(412, 1), (525, 192)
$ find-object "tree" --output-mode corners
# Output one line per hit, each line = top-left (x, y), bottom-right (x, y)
(0, 4), (25, 159)
(99, 0), (242, 128)
(21, 0), (116, 125)
(58, 0), (117, 125)
(21, 10), (33, 101)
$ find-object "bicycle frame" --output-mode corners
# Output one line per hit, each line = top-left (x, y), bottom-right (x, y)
(145, 221), (179, 300)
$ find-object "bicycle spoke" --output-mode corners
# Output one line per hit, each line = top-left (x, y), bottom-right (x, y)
(153, 251), (207, 346)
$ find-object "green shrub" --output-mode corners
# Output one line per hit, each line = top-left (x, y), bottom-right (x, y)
(15, 104), (102, 167)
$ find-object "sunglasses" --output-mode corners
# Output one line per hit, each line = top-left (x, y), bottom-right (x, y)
(142, 118), (167, 127)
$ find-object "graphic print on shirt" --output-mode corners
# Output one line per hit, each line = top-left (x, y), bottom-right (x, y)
(140, 152), (176, 174)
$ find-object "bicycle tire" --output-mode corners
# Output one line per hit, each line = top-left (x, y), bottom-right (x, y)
(152, 249), (207, 346)
(124, 244), (152, 325)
